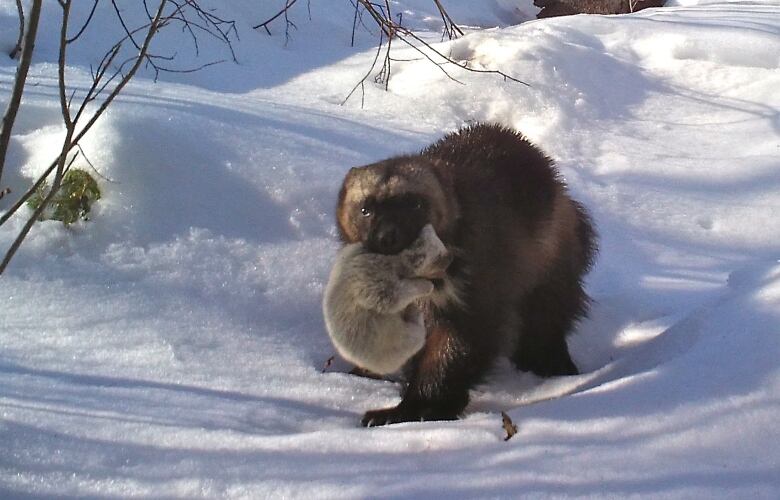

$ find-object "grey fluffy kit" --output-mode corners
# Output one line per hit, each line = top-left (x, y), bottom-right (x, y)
(323, 225), (448, 375)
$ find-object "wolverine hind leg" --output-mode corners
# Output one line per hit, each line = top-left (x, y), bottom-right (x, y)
(512, 274), (588, 377)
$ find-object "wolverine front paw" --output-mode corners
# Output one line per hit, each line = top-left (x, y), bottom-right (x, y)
(361, 406), (413, 427)
(360, 402), (460, 427)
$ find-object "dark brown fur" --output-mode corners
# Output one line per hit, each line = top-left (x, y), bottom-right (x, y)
(535, 0), (665, 18)
(336, 124), (597, 426)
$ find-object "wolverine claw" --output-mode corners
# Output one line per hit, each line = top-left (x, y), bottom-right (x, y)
(361, 403), (459, 427)
(361, 407), (405, 427)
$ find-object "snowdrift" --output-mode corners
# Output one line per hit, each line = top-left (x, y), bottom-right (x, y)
(1, 0), (779, 497)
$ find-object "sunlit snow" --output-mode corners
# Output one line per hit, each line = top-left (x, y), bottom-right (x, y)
(1, 1), (778, 497)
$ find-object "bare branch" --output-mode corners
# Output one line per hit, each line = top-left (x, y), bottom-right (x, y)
(0, 0), (42, 190)
(261, 1), (524, 106)
(58, 1), (73, 127)
(2, 0), (238, 262)
(109, 0), (235, 80)
(340, 0), (528, 106)
(400, 26), (529, 85)
(9, 0), (24, 59)
(0, 152), (79, 274)
(171, 0), (238, 61)
(432, 0), (464, 40)
(75, 144), (115, 184)
(66, 0), (100, 44)
(72, 44), (123, 127)
(110, 0), (144, 52)
(341, 28), (388, 106)
(72, 1), (169, 155)
(254, 0), (299, 34)
(1, 1), (170, 275)
(0, 158), (57, 227)
(351, 0), (361, 46)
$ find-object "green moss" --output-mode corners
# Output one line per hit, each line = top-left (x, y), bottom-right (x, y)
(27, 168), (101, 225)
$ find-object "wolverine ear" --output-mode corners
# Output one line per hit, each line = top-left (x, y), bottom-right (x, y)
(341, 166), (362, 191)
(337, 167), (363, 244)
(426, 158), (460, 235)
(339, 167), (363, 202)
(336, 182), (351, 244)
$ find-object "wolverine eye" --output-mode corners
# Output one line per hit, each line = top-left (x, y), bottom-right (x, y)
(360, 206), (372, 217)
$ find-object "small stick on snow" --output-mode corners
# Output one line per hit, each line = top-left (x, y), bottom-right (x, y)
(322, 355), (335, 373)
(501, 411), (518, 441)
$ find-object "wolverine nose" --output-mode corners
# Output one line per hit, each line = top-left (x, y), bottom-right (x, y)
(375, 226), (400, 254)
(368, 222), (407, 254)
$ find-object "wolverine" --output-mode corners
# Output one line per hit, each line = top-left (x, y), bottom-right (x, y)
(336, 123), (597, 427)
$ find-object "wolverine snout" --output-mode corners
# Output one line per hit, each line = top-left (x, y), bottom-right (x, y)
(367, 217), (422, 255)
(367, 224), (403, 255)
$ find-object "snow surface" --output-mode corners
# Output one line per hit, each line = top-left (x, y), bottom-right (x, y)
(1, 0), (779, 497)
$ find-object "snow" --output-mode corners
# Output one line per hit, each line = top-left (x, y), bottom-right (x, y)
(1, 0), (779, 497)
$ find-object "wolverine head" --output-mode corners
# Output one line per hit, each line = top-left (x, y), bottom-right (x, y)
(337, 156), (458, 255)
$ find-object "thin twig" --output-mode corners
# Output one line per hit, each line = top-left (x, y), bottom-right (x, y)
(111, 0), (235, 80)
(343, 0), (489, 105)
(57, 1), (73, 128)
(3, 0), (236, 235)
(0, 0), (42, 190)
(0, 158), (56, 227)
(352, 0), (529, 92)
(72, 1), (169, 160)
(66, 0), (99, 44)
(1, 1), (169, 275)
(402, 26), (529, 85)
(253, 0), (299, 33)
(9, 0), (24, 59)
(76, 144), (116, 184)
(283, 0), (298, 45)
(351, 0), (361, 47)
(0, 152), (78, 274)
(172, 0), (238, 61)
(341, 28), (387, 106)
(432, 0), (464, 40)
